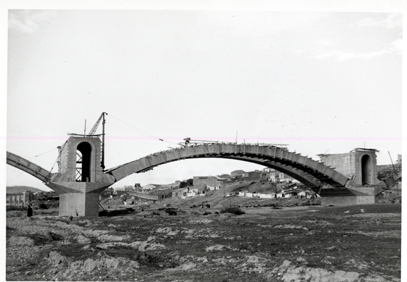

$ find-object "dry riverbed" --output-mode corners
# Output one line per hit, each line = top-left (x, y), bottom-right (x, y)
(6, 203), (401, 281)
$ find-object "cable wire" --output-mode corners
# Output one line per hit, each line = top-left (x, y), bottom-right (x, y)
(108, 114), (180, 146)
(34, 147), (57, 158)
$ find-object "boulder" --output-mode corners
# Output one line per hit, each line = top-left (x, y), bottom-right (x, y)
(138, 236), (166, 252)
(75, 234), (91, 245)
(8, 236), (35, 246)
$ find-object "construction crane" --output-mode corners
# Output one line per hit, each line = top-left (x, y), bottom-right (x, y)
(89, 112), (108, 170)
(88, 112), (108, 136)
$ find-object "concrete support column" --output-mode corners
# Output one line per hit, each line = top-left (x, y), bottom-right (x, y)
(47, 180), (114, 217)
(59, 192), (100, 217)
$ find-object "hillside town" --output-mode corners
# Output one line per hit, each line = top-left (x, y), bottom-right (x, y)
(98, 168), (318, 206)
(6, 167), (316, 210)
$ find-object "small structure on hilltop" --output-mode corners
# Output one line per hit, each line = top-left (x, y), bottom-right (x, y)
(218, 174), (232, 180)
(267, 169), (299, 183)
(230, 170), (248, 179)
(172, 186), (207, 198)
(193, 176), (224, 190)
(142, 184), (158, 191)
(247, 170), (269, 182)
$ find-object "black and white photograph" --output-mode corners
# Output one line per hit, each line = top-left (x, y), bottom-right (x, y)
(3, 1), (404, 281)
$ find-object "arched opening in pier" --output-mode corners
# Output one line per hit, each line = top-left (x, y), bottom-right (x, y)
(361, 154), (373, 185)
(76, 142), (92, 182)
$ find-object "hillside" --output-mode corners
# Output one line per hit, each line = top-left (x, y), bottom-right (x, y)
(377, 164), (402, 181)
(144, 180), (315, 210)
(6, 186), (46, 194)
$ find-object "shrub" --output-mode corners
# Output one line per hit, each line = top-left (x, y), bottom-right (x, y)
(38, 203), (48, 209)
(6, 206), (26, 211)
(220, 207), (245, 215)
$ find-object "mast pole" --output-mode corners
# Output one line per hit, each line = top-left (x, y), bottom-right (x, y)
(101, 112), (108, 170)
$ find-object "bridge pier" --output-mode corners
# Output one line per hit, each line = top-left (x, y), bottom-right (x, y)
(48, 182), (112, 217)
(320, 186), (384, 206)
(47, 136), (115, 217)
(59, 193), (100, 217)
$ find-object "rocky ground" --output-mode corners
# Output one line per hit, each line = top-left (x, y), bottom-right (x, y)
(6, 203), (401, 282)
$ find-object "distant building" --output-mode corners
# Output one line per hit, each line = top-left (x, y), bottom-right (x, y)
(6, 191), (34, 207)
(158, 184), (173, 190)
(247, 170), (268, 181)
(267, 169), (297, 183)
(229, 169), (298, 183)
(172, 188), (188, 198)
(142, 184), (157, 191)
(193, 176), (224, 190)
(269, 170), (283, 182)
(172, 186), (205, 198)
(218, 174), (232, 180)
(231, 170), (249, 179)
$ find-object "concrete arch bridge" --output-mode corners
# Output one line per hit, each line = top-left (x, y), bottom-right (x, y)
(105, 143), (350, 191)
(8, 137), (371, 217)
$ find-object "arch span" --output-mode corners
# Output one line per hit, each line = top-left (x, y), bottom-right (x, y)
(7, 152), (52, 183)
(106, 143), (350, 189)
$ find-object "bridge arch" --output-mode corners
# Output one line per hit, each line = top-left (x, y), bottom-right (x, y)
(6, 152), (52, 183)
(106, 143), (350, 190)
(7, 143), (351, 192)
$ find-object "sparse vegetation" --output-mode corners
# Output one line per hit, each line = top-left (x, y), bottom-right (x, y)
(377, 164), (402, 180)
(6, 176), (402, 281)
(6, 203), (401, 281)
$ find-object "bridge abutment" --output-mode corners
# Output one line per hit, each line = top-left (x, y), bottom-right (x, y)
(318, 148), (387, 206)
(318, 148), (383, 187)
(320, 186), (381, 206)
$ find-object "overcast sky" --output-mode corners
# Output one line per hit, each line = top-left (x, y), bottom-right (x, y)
(3, 3), (404, 191)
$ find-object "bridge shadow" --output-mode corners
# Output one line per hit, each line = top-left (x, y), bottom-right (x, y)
(98, 208), (136, 217)
(319, 189), (366, 197)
